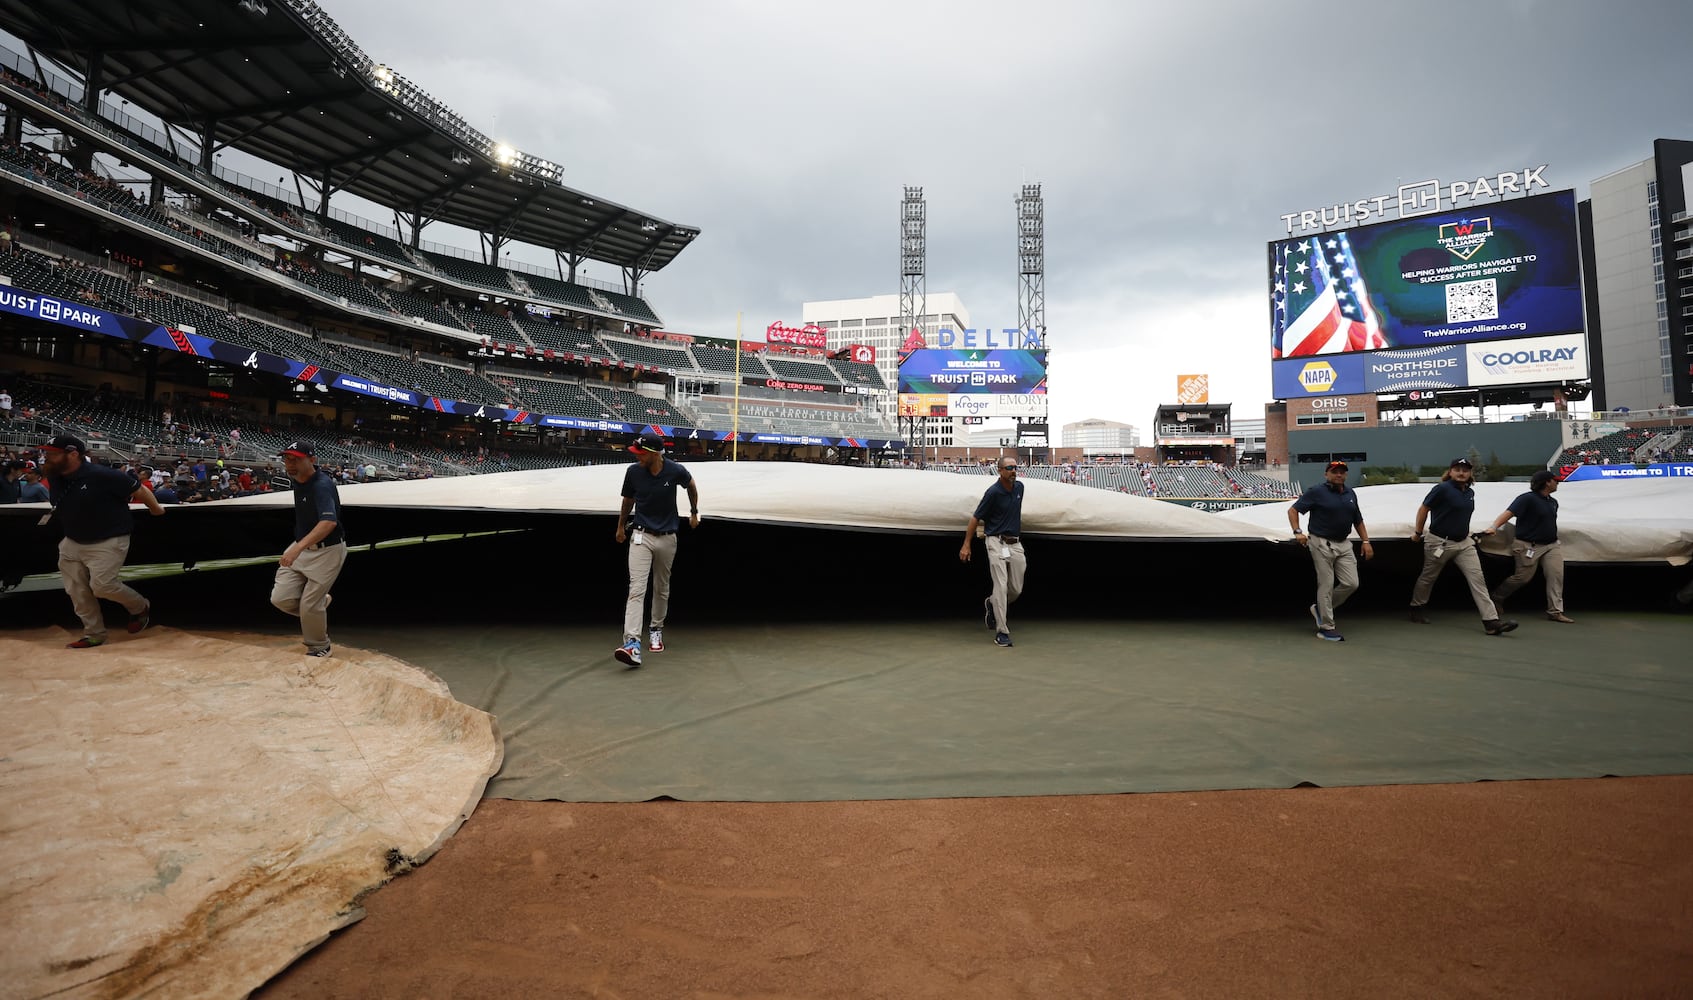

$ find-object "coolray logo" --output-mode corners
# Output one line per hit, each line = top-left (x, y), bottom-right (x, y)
(1478, 346), (1578, 366)
(1299, 361), (1338, 393)
(1438, 216), (1494, 260)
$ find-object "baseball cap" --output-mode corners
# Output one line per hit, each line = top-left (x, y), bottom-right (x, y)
(279, 441), (315, 459)
(43, 434), (85, 454)
(1449, 456), (1473, 468)
(1325, 460), (1348, 472)
(627, 432), (666, 455)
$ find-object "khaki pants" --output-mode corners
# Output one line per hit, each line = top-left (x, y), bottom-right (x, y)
(624, 530), (679, 641)
(271, 542), (347, 653)
(1492, 540), (1565, 616)
(58, 535), (148, 640)
(1410, 535), (1498, 620)
(986, 535), (1027, 637)
(1308, 536), (1358, 630)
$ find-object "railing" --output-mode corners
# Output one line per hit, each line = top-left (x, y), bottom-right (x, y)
(0, 44), (631, 297)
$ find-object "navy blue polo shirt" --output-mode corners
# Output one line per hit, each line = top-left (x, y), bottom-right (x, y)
(1508, 490), (1558, 544)
(1421, 479), (1476, 540)
(622, 459), (693, 532)
(974, 478), (1024, 537)
(291, 468), (344, 544)
(49, 460), (141, 543)
(1292, 481), (1363, 541)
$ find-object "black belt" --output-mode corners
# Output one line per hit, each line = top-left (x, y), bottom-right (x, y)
(994, 534), (1020, 543)
(638, 529), (676, 536)
(304, 539), (344, 550)
(1436, 533), (1468, 542)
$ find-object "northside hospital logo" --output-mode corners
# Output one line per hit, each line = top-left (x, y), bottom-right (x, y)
(1438, 216), (1495, 260)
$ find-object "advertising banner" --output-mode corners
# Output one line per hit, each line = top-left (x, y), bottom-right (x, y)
(1269, 190), (1583, 359)
(945, 394), (1050, 418)
(1559, 463), (1693, 482)
(1176, 374), (1209, 404)
(1272, 354), (1367, 398)
(898, 350), (1048, 395)
(1464, 334), (1588, 386)
(765, 321), (828, 350)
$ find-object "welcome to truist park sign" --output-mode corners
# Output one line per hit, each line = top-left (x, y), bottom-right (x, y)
(1279, 164), (1551, 234)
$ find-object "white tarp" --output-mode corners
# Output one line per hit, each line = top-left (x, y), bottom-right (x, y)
(0, 630), (503, 999)
(222, 463), (1285, 541)
(1220, 479), (1693, 565)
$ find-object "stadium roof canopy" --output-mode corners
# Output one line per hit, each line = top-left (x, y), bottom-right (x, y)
(0, 0), (699, 274)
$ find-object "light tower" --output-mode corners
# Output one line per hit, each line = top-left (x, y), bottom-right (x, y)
(1015, 184), (1049, 458)
(898, 186), (927, 462)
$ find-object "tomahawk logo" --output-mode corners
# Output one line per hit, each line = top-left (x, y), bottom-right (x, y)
(898, 327), (926, 362)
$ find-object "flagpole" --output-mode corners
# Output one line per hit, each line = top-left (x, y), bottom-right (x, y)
(732, 311), (741, 462)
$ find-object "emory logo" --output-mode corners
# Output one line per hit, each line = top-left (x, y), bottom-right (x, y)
(1438, 216), (1495, 260)
(1299, 361), (1338, 393)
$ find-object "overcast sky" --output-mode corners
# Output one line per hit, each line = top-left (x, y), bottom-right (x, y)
(28, 1), (1693, 429)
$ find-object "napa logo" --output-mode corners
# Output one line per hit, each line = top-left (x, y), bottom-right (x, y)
(1300, 361), (1338, 393)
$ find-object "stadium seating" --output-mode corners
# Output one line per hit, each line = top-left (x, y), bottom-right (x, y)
(1556, 427), (1664, 466)
(600, 336), (698, 373)
(764, 355), (840, 383)
(419, 250), (511, 292)
(830, 358), (889, 391)
(583, 383), (694, 425)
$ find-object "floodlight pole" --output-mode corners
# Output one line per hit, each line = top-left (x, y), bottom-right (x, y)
(897, 186), (927, 465)
(1015, 184), (1049, 460)
(733, 311), (742, 462)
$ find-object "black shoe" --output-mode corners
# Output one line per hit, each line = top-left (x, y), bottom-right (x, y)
(127, 608), (152, 634)
(984, 597), (997, 631)
(1484, 619), (1519, 635)
(1409, 606), (1430, 624)
(994, 632), (1013, 647)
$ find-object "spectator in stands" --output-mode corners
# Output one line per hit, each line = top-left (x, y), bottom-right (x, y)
(1408, 458), (1517, 635)
(270, 441), (347, 658)
(0, 459), (24, 503)
(40, 434), (164, 648)
(0, 387), (11, 421)
(18, 467), (49, 503)
(1288, 461), (1373, 642)
(1488, 471), (1573, 624)
(961, 456), (1025, 648)
(613, 433), (700, 667)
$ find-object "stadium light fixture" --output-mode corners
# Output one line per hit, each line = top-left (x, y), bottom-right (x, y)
(493, 144), (518, 166)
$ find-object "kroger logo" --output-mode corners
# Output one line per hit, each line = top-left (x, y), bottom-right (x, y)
(953, 395), (992, 416)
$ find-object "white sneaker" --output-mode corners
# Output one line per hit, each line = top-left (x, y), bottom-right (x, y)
(649, 628), (664, 652)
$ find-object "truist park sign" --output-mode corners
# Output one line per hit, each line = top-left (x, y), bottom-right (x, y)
(1280, 165), (1551, 234)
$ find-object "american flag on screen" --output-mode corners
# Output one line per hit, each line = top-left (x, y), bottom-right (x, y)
(1271, 234), (1386, 357)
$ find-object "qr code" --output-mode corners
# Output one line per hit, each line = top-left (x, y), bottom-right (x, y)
(1446, 278), (1498, 324)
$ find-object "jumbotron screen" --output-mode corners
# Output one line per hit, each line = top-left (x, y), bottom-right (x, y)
(897, 349), (1048, 418)
(1268, 190), (1587, 398)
